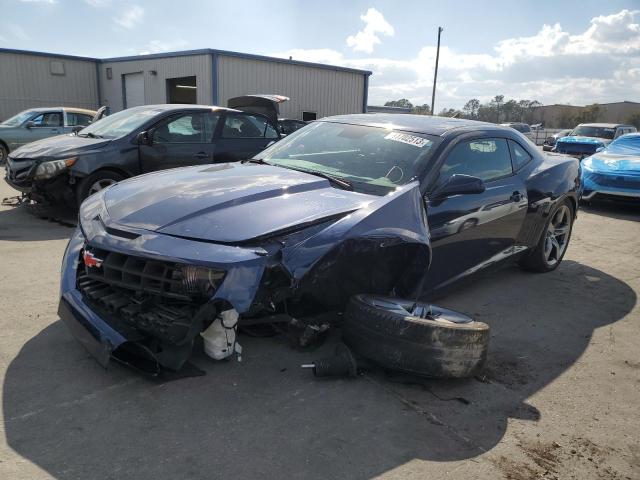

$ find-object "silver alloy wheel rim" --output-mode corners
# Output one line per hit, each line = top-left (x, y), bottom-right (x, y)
(544, 205), (571, 266)
(88, 178), (117, 196)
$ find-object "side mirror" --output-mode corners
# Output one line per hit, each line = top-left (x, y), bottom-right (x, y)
(136, 130), (152, 146)
(432, 174), (486, 199)
(71, 126), (83, 134)
(25, 121), (34, 129)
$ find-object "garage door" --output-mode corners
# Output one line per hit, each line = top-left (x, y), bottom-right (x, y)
(124, 72), (145, 108)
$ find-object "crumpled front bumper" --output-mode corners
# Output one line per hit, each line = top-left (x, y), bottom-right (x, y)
(58, 227), (268, 372)
(581, 171), (640, 200)
(58, 230), (128, 367)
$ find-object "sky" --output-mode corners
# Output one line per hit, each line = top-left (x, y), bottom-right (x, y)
(1, 0), (640, 110)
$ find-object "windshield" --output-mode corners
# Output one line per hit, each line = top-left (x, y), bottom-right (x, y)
(571, 126), (616, 140)
(606, 135), (640, 155)
(1, 110), (38, 127)
(255, 121), (439, 194)
(78, 106), (163, 139)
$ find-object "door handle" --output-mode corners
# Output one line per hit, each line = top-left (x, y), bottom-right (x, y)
(193, 152), (209, 159)
(510, 191), (523, 202)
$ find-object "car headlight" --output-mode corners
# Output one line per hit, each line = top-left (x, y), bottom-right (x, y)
(181, 265), (225, 297)
(33, 157), (77, 180)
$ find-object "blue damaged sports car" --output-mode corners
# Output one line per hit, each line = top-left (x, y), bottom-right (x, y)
(581, 133), (640, 201)
(554, 123), (636, 158)
(58, 115), (581, 373)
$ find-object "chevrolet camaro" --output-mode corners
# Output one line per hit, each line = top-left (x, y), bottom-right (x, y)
(58, 114), (581, 374)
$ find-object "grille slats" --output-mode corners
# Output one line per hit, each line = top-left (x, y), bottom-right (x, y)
(82, 248), (189, 300)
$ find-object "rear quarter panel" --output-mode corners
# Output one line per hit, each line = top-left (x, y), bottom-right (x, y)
(518, 152), (580, 248)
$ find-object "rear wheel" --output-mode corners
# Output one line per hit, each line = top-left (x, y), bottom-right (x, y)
(520, 199), (574, 272)
(77, 171), (124, 206)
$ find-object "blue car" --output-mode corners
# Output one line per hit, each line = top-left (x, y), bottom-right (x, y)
(554, 123), (636, 158)
(581, 133), (640, 201)
(58, 114), (580, 375)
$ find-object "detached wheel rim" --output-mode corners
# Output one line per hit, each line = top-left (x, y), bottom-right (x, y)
(88, 178), (117, 196)
(544, 205), (571, 266)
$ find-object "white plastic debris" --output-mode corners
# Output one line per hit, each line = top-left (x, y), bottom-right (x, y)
(200, 309), (242, 361)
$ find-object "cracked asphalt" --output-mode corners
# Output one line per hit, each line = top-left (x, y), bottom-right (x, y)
(1, 175), (639, 479)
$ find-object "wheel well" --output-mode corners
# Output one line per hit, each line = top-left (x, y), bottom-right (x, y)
(0, 139), (9, 152)
(81, 166), (130, 181)
(565, 194), (578, 217)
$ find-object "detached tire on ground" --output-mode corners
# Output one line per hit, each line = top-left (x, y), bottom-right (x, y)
(343, 295), (489, 378)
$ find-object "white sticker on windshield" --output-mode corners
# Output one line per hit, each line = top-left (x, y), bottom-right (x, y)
(384, 132), (429, 148)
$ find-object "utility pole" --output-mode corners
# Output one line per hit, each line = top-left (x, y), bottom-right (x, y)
(431, 26), (443, 116)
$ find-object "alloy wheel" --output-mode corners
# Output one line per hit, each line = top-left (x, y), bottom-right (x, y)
(88, 178), (117, 196)
(544, 205), (571, 266)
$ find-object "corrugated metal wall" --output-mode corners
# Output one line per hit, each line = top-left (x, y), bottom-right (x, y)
(217, 55), (365, 119)
(99, 54), (212, 112)
(0, 52), (98, 121)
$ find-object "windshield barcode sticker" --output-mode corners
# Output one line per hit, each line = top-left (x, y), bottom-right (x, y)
(384, 132), (429, 148)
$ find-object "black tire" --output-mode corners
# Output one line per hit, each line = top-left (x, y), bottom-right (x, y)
(343, 295), (489, 378)
(519, 198), (574, 273)
(76, 170), (124, 206)
(0, 143), (8, 166)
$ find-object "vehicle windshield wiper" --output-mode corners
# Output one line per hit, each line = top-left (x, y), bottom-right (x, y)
(241, 158), (269, 165)
(280, 165), (353, 190)
(77, 132), (103, 138)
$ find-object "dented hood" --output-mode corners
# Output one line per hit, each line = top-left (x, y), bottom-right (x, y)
(101, 163), (375, 243)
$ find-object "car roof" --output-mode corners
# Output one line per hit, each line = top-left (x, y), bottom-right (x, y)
(125, 104), (237, 112)
(21, 106), (97, 114)
(321, 113), (498, 136)
(578, 123), (634, 128)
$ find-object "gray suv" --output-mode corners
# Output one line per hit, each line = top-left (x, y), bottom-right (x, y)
(0, 107), (102, 164)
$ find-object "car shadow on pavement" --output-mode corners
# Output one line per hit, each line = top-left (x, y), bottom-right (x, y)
(580, 199), (640, 222)
(0, 204), (75, 241)
(2, 261), (635, 479)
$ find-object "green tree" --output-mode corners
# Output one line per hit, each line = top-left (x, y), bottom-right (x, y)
(463, 99), (480, 119)
(411, 104), (431, 115)
(384, 99), (414, 109)
(626, 112), (640, 129)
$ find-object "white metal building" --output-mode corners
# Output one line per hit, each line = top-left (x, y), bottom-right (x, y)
(0, 48), (371, 122)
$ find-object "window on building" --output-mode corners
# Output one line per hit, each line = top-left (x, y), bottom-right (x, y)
(166, 76), (197, 104)
(302, 111), (317, 122)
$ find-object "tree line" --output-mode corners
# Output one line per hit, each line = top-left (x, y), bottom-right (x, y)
(384, 96), (542, 124)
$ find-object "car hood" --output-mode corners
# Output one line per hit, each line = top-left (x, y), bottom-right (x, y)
(557, 136), (610, 146)
(100, 163), (376, 243)
(586, 153), (640, 174)
(9, 134), (111, 160)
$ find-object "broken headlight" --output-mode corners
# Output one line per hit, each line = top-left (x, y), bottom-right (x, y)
(181, 265), (225, 297)
(33, 157), (77, 180)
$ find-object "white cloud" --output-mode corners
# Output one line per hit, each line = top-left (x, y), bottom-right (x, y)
(346, 8), (394, 54)
(114, 5), (144, 29)
(8, 25), (29, 41)
(85, 0), (111, 6)
(274, 9), (640, 109)
(139, 39), (189, 55)
(19, 0), (57, 3)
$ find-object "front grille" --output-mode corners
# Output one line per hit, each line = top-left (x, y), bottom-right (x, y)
(555, 142), (598, 155)
(77, 275), (197, 344)
(6, 158), (36, 184)
(81, 247), (190, 300)
(587, 173), (640, 191)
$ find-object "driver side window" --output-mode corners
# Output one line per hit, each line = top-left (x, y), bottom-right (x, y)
(152, 113), (218, 144)
(30, 112), (62, 127)
(438, 138), (513, 184)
